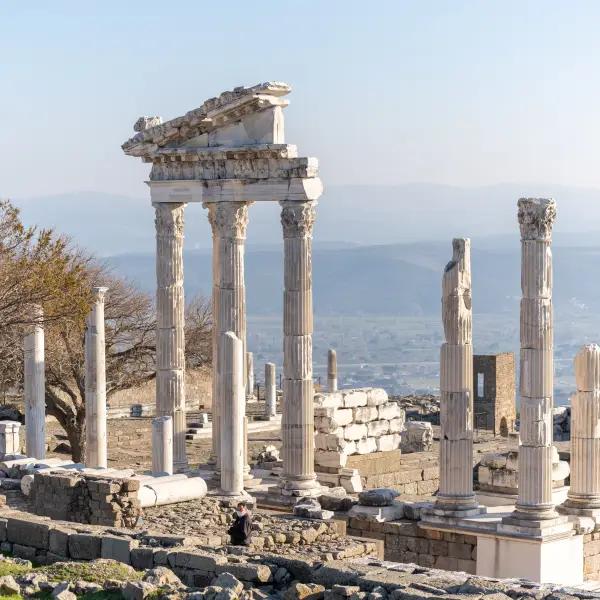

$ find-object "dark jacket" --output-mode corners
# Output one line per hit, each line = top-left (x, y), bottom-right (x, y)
(228, 511), (252, 545)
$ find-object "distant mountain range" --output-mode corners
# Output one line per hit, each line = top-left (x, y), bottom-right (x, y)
(11, 183), (600, 256)
(8, 183), (600, 316)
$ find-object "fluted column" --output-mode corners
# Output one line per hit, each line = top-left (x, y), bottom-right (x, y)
(436, 239), (478, 513)
(246, 352), (254, 398)
(328, 349), (338, 392)
(279, 200), (320, 497)
(24, 305), (45, 459)
(220, 331), (244, 495)
(155, 202), (187, 472)
(152, 415), (173, 475)
(512, 198), (557, 521)
(85, 287), (108, 469)
(562, 344), (600, 511)
(265, 362), (277, 418)
(205, 201), (250, 476)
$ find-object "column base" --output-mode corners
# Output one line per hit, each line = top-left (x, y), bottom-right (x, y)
(422, 495), (485, 524)
(499, 505), (573, 539)
(212, 489), (256, 510)
(558, 499), (600, 519)
(278, 474), (323, 499)
(173, 460), (190, 474)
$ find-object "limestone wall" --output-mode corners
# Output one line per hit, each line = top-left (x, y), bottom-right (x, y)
(346, 515), (477, 573)
(584, 532), (600, 580)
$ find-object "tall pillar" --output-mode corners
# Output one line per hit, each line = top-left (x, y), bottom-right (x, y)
(265, 362), (277, 418)
(155, 202), (187, 472)
(327, 349), (338, 392)
(24, 305), (45, 459)
(246, 352), (254, 398)
(85, 287), (108, 469)
(220, 331), (244, 495)
(152, 415), (173, 476)
(206, 201), (250, 475)
(435, 239), (479, 514)
(279, 200), (320, 497)
(506, 198), (559, 524)
(561, 344), (600, 513)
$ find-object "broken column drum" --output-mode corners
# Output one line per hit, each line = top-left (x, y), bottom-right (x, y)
(85, 287), (109, 469)
(436, 238), (479, 513)
(24, 305), (45, 460)
(155, 202), (187, 472)
(206, 201), (250, 474)
(328, 349), (338, 392)
(280, 200), (321, 497)
(152, 415), (174, 476)
(563, 344), (600, 511)
(220, 331), (245, 495)
(511, 198), (558, 522)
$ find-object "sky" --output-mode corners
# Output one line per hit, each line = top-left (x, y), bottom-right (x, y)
(3, 1), (600, 199)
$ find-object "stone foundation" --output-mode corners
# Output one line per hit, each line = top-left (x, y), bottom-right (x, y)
(31, 472), (141, 527)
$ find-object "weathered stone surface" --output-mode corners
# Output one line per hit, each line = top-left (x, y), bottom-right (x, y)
(358, 488), (399, 507)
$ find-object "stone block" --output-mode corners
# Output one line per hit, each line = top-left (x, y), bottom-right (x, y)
(376, 434), (397, 452)
(342, 390), (368, 408)
(378, 403), (402, 421)
(13, 544), (36, 560)
(366, 389), (388, 407)
(49, 527), (76, 557)
(314, 433), (344, 451)
(175, 550), (228, 571)
(68, 533), (102, 560)
(389, 417), (405, 433)
(343, 424), (368, 441)
(130, 547), (155, 570)
(7, 518), (49, 549)
(348, 502), (404, 522)
(352, 406), (378, 424)
(102, 536), (139, 565)
(216, 562), (272, 583)
(315, 451), (349, 469)
(314, 393), (343, 409)
(315, 408), (353, 432)
(356, 438), (377, 454)
(367, 420), (390, 437)
(0, 519), (6, 542)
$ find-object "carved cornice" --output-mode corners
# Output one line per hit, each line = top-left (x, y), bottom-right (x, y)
(280, 201), (317, 238)
(518, 198), (556, 241)
(205, 201), (249, 239)
(154, 203), (185, 237)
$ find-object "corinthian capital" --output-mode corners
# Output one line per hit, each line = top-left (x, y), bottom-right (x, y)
(518, 198), (556, 241)
(154, 203), (185, 237)
(205, 202), (249, 239)
(280, 201), (317, 238)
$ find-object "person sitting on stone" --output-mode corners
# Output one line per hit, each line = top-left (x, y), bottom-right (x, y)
(228, 501), (253, 546)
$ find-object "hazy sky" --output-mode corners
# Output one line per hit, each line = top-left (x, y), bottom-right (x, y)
(3, 1), (600, 199)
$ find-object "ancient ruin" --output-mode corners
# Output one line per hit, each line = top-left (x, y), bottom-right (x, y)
(3, 83), (600, 599)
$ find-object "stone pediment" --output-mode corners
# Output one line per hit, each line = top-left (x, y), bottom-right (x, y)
(122, 82), (291, 158)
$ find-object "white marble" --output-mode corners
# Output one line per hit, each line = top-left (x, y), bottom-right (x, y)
(246, 352), (254, 398)
(24, 305), (45, 460)
(265, 362), (277, 417)
(152, 415), (173, 476)
(328, 349), (338, 392)
(84, 287), (108, 469)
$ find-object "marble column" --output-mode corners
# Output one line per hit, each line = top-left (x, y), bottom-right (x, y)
(511, 198), (558, 522)
(24, 305), (45, 459)
(279, 200), (320, 497)
(246, 352), (254, 398)
(152, 415), (174, 476)
(220, 331), (244, 495)
(562, 344), (600, 512)
(327, 349), (338, 392)
(205, 201), (250, 475)
(265, 362), (277, 418)
(85, 287), (108, 469)
(436, 239), (479, 513)
(155, 202), (187, 472)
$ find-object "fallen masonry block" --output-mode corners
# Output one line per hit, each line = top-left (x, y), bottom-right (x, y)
(348, 502), (405, 522)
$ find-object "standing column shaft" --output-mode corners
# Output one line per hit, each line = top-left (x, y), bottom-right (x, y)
(514, 198), (557, 520)
(280, 201), (319, 496)
(327, 349), (338, 392)
(265, 362), (277, 417)
(246, 352), (254, 398)
(564, 344), (600, 509)
(436, 239), (477, 511)
(85, 287), (108, 469)
(24, 305), (45, 459)
(220, 331), (244, 495)
(155, 202), (187, 471)
(206, 202), (250, 473)
(152, 416), (174, 476)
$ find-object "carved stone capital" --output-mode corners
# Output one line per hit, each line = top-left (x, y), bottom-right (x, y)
(518, 198), (556, 241)
(280, 201), (317, 238)
(92, 287), (109, 303)
(154, 203), (185, 238)
(205, 202), (249, 239)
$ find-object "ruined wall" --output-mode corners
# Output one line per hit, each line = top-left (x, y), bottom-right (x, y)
(584, 532), (600, 580)
(473, 353), (516, 436)
(346, 516), (476, 573)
